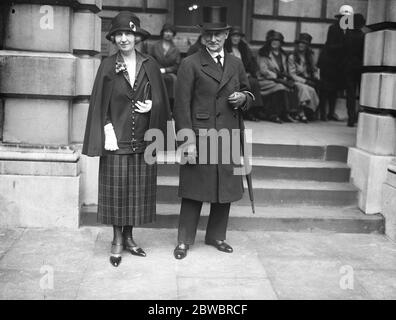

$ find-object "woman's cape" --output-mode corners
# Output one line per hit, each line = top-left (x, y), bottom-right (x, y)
(82, 52), (171, 157)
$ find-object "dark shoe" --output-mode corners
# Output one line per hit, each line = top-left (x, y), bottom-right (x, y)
(174, 243), (189, 260)
(328, 113), (340, 121)
(123, 237), (146, 257)
(283, 114), (298, 123)
(298, 114), (308, 124)
(109, 255), (122, 267)
(347, 121), (355, 127)
(270, 116), (283, 124)
(205, 239), (233, 253)
(110, 242), (123, 267)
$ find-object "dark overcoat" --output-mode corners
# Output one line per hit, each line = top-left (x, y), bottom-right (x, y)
(173, 49), (253, 203)
(82, 52), (171, 157)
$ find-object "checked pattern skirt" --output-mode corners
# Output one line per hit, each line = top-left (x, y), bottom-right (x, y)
(98, 154), (157, 226)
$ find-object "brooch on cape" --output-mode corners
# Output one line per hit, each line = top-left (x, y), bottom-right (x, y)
(115, 61), (127, 74)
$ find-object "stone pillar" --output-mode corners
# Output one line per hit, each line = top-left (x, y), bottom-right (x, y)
(348, 0), (396, 214)
(0, 0), (102, 228)
(383, 159), (396, 240)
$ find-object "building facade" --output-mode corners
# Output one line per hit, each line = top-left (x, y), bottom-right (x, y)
(0, 0), (395, 237)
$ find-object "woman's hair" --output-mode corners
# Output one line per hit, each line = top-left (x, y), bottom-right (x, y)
(292, 44), (315, 77)
(258, 40), (286, 58)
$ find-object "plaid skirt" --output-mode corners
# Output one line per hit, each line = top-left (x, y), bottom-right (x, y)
(98, 154), (157, 226)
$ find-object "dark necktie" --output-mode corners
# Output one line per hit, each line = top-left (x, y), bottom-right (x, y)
(216, 55), (223, 70)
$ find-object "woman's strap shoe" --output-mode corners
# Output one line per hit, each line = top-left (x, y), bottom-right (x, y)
(174, 244), (189, 260)
(124, 245), (146, 257)
(205, 239), (233, 253)
(109, 255), (122, 267)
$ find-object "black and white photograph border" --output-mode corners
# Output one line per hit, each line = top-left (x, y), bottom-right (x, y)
(0, 0), (396, 304)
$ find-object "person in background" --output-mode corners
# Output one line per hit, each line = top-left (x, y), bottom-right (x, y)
(317, 4), (354, 122)
(150, 23), (181, 109)
(288, 33), (319, 123)
(82, 12), (171, 267)
(186, 35), (205, 56)
(344, 13), (366, 127)
(225, 26), (263, 122)
(257, 30), (298, 124)
(134, 33), (149, 54)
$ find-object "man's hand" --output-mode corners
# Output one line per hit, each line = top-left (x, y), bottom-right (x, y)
(228, 92), (246, 109)
(135, 100), (152, 113)
(160, 68), (166, 74)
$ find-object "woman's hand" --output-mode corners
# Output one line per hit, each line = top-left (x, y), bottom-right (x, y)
(104, 123), (119, 151)
(135, 100), (152, 113)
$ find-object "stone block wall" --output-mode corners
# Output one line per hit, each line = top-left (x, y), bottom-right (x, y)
(348, 0), (396, 217)
(0, 0), (102, 228)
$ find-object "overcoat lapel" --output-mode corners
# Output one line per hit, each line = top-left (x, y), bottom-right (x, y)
(200, 49), (222, 84)
(218, 53), (235, 93)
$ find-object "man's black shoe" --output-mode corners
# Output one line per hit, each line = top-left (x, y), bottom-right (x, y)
(174, 243), (189, 260)
(205, 239), (233, 253)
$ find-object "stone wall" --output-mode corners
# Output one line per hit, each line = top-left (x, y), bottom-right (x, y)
(348, 0), (396, 216)
(0, 0), (102, 228)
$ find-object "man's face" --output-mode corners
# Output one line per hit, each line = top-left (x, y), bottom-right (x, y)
(297, 42), (307, 52)
(202, 30), (229, 53)
(271, 40), (281, 50)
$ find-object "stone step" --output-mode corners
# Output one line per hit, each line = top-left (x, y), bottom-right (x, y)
(157, 158), (351, 182)
(155, 176), (358, 207)
(80, 204), (384, 234)
(251, 144), (348, 162)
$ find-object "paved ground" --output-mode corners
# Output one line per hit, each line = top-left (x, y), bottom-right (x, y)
(1, 227), (395, 300)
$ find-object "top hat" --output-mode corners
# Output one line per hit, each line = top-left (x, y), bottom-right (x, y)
(229, 26), (245, 37)
(161, 23), (177, 36)
(106, 11), (151, 41)
(335, 4), (354, 18)
(266, 30), (284, 43)
(295, 33), (312, 45)
(199, 6), (232, 31)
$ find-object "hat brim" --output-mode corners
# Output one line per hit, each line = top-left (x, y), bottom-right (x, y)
(106, 27), (151, 41)
(198, 24), (232, 32)
(295, 40), (311, 45)
(230, 31), (245, 37)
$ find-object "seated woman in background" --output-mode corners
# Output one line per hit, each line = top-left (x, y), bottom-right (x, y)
(257, 30), (298, 124)
(150, 23), (181, 108)
(186, 35), (205, 56)
(224, 27), (263, 121)
(288, 33), (319, 123)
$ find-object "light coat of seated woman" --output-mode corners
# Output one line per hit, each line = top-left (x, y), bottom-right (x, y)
(288, 33), (319, 122)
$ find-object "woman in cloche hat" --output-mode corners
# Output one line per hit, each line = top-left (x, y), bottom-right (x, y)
(288, 33), (319, 122)
(257, 30), (298, 124)
(82, 11), (171, 267)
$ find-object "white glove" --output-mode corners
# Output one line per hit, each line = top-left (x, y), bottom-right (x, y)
(135, 100), (152, 113)
(160, 68), (166, 74)
(104, 123), (119, 151)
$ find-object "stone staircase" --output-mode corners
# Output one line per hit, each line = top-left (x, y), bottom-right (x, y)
(81, 142), (385, 233)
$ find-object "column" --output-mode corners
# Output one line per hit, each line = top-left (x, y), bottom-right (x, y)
(348, 0), (396, 214)
(0, 0), (102, 228)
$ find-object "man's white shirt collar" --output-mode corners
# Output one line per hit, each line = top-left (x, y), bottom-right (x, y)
(206, 48), (225, 66)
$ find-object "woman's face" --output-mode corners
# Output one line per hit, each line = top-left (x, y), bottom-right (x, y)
(298, 42), (308, 52)
(114, 31), (135, 53)
(163, 30), (174, 41)
(231, 34), (241, 46)
(271, 40), (281, 50)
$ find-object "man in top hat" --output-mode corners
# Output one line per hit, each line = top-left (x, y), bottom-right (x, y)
(149, 23), (181, 107)
(172, 6), (254, 260)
